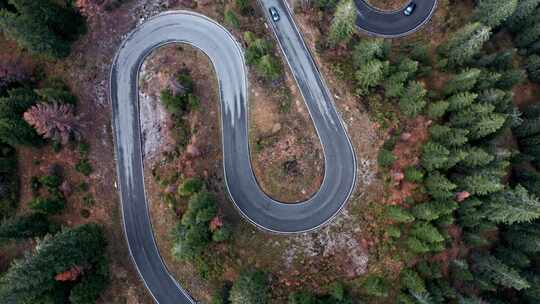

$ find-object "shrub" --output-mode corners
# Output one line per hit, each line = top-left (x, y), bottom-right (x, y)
(362, 275), (389, 297)
(29, 196), (65, 215)
(386, 206), (415, 223)
(178, 178), (204, 197)
(229, 271), (270, 304)
(378, 149), (396, 168)
(404, 167), (424, 182)
(76, 159), (93, 176)
(224, 10), (240, 29)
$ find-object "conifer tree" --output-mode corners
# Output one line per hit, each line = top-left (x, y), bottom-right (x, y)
(484, 185), (540, 224)
(526, 55), (540, 82)
(429, 124), (469, 147)
(425, 171), (457, 200)
(0, 213), (50, 239)
(410, 221), (445, 244)
(0, 87), (40, 146)
(399, 81), (427, 117)
(386, 205), (415, 223)
(447, 92), (478, 112)
(506, 0), (540, 31)
(400, 269), (427, 294)
(0, 0), (84, 58)
(0, 224), (107, 303)
(457, 173), (504, 196)
(516, 21), (540, 47)
(459, 147), (494, 168)
(473, 0), (517, 27)
(356, 59), (387, 95)
(438, 23), (491, 68)
(229, 271), (270, 304)
(504, 222), (540, 254)
(352, 38), (385, 67)
(421, 142), (450, 171)
(426, 101), (449, 119)
(328, 0), (356, 46)
(443, 68), (481, 96)
(472, 254), (530, 291)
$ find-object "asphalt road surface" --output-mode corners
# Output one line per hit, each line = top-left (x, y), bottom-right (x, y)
(355, 0), (438, 37)
(110, 0), (436, 302)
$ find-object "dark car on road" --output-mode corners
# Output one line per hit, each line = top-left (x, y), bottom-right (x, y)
(404, 2), (417, 16)
(269, 7), (280, 22)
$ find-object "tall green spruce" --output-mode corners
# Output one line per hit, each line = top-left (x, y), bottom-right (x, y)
(0, 0), (85, 58)
(0, 224), (109, 303)
(438, 23), (491, 68)
(328, 0), (356, 46)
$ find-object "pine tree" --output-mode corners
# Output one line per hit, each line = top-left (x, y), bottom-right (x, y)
(473, 0), (517, 27)
(400, 269), (426, 294)
(443, 68), (481, 96)
(352, 38), (385, 67)
(429, 124), (469, 147)
(421, 142), (450, 171)
(399, 81), (427, 117)
(425, 171), (457, 200)
(410, 221), (445, 244)
(404, 166), (424, 183)
(438, 23), (491, 68)
(495, 247), (531, 269)
(477, 50), (515, 70)
(516, 21), (540, 47)
(459, 147), (494, 167)
(450, 104), (506, 139)
(504, 222), (540, 254)
(478, 89), (512, 108)
(328, 0), (356, 46)
(514, 116), (540, 138)
(0, 224), (107, 303)
(506, 0), (540, 31)
(0, 0), (84, 58)
(384, 71), (409, 98)
(484, 185), (540, 224)
(526, 55), (540, 82)
(498, 69), (525, 89)
(386, 205), (415, 223)
(457, 173), (504, 196)
(447, 92), (478, 112)
(0, 213), (50, 239)
(475, 70), (502, 91)
(426, 100), (449, 119)
(0, 87), (40, 146)
(355, 59), (387, 95)
(472, 254), (530, 290)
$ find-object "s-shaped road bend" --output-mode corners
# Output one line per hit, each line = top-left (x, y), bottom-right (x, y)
(110, 1), (435, 303)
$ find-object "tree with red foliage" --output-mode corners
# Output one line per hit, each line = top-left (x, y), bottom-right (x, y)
(23, 102), (82, 144)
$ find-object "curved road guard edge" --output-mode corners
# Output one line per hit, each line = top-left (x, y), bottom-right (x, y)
(355, 0), (438, 37)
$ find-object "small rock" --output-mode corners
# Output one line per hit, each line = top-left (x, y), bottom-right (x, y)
(455, 191), (471, 202)
(272, 123), (282, 134)
(400, 132), (412, 141)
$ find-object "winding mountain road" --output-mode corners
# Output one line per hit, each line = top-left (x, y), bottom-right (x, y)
(355, 0), (438, 37)
(110, 1), (436, 303)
